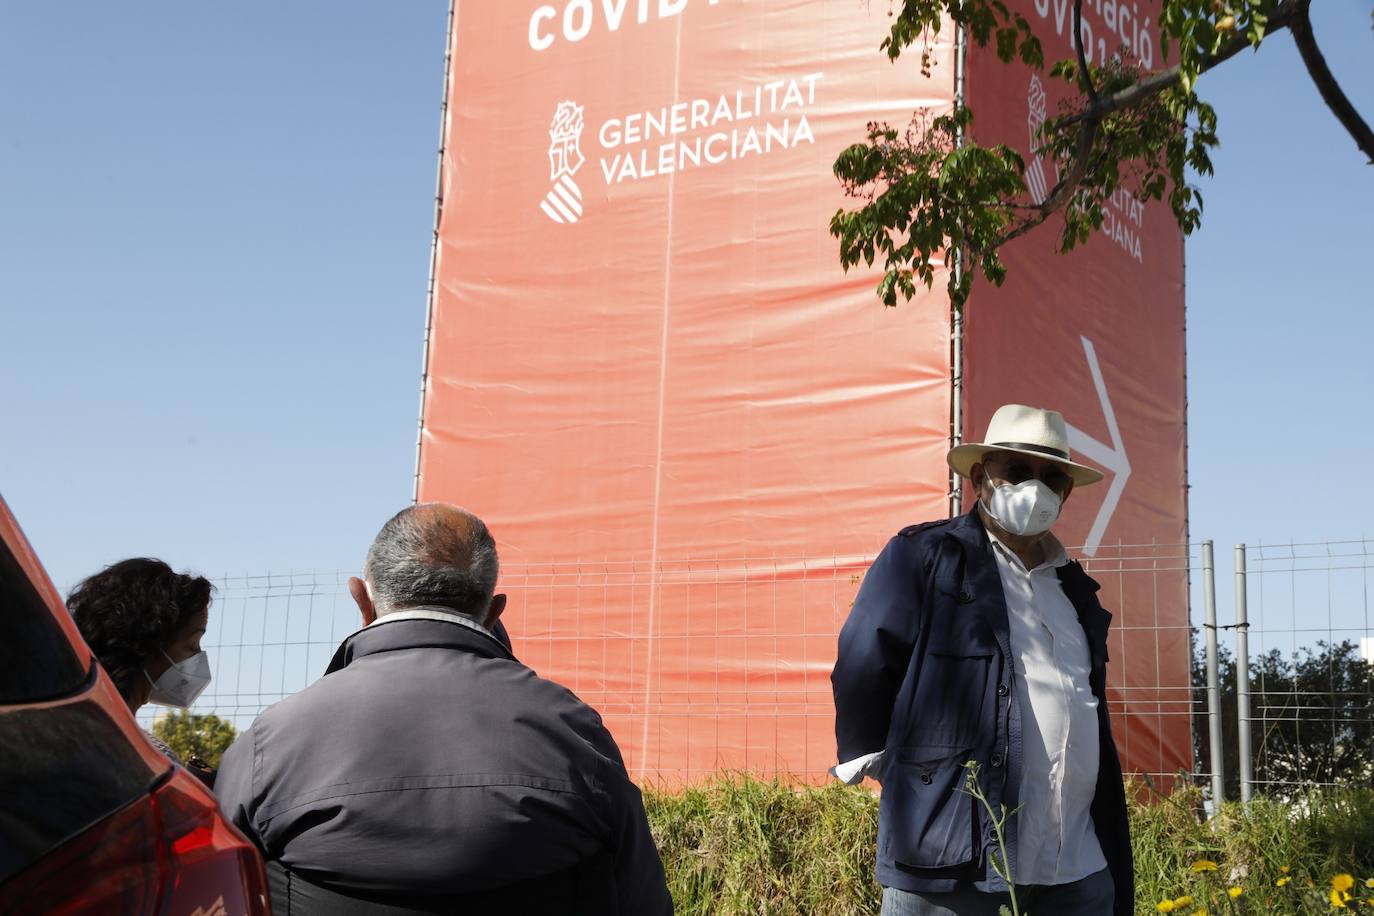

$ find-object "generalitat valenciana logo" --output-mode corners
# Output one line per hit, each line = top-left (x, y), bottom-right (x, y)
(541, 101), (586, 224)
(1024, 74), (1058, 206)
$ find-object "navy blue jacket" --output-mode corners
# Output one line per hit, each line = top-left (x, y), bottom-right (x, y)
(217, 612), (672, 915)
(832, 509), (1131, 914)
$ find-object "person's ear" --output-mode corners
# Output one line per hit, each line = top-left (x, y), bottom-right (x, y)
(970, 463), (985, 492)
(348, 576), (377, 627)
(484, 593), (507, 629)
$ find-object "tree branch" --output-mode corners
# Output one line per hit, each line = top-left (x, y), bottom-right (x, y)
(986, 0), (1301, 251)
(993, 118), (1099, 248)
(1073, 0), (1099, 104)
(989, 0), (1106, 253)
(1062, 0), (1306, 127)
(1290, 2), (1374, 163)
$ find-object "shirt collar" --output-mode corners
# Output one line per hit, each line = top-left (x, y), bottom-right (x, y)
(368, 606), (499, 641)
(986, 528), (1070, 573)
(326, 606), (511, 676)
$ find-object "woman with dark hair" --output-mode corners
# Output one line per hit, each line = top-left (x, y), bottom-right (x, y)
(67, 558), (214, 768)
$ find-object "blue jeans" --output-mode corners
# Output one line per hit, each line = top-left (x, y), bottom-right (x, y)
(880, 868), (1114, 916)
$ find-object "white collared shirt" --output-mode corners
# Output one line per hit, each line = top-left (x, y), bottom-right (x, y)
(988, 530), (1105, 886)
(366, 607), (501, 642)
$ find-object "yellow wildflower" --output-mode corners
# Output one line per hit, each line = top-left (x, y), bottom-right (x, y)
(1332, 887), (1353, 908)
(1367, 878), (1374, 889)
(1174, 896), (1195, 907)
(1335, 875), (1357, 893)
(1276, 876), (1291, 887)
(1228, 887), (1243, 899)
(1281, 866), (1291, 873)
(1157, 901), (1176, 913)
(1191, 859), (1220, 873)
(1191, 909), (1208, 916)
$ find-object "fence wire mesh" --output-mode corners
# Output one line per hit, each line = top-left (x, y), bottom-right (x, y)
(128, 540), (1374, 797)
(1233, 539), (1374, 797)
(503, 556), (871, 782)
(138, 571), (360, 734)
(1078, 542), (1199, 790)
(137, 542), (1201, 787)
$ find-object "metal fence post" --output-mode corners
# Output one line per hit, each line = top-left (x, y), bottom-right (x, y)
(1202, 540), (1226, 806)
(1234, 544), (1253, 803)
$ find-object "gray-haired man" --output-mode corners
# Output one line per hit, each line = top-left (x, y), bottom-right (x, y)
(217, 503), (672, 915)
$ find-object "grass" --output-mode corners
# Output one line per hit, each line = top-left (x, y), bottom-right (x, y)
(1132, 783), (1374, 913)
(644, 776), (881, 915)
(643, 776), (1374, 914)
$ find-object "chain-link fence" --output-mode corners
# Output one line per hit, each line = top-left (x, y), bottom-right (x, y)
(136, 538), (1373, 797)
(1078, 541), (1198, 793)
(137, 571), (360, 734)
(1224, 540), (1374, 800)
(138, 542), (1198, 787)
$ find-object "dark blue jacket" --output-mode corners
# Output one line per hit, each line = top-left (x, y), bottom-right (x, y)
(832, 509), (1131, 914)
(217, 611), (672, 915)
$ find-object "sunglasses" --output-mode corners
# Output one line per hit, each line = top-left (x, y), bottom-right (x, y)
(983, 456), (1073, 494)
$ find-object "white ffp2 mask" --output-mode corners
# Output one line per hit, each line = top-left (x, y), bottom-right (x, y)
(144, 649), (212, 709)
(983, 478), (1062, 536)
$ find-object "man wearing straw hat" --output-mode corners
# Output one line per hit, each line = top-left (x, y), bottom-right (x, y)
(831, 404), (1132, 916)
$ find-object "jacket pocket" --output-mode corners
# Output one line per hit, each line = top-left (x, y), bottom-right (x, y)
(913, 646), (992, 749)
(879, 745), (978, 869)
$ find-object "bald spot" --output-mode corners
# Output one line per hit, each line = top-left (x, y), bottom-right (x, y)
(405, 503), (486, 568)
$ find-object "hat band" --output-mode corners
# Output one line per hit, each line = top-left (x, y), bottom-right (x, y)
(989, 441), (1071, 461)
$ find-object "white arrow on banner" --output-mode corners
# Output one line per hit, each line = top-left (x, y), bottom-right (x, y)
(1065, 336), (1130, 557)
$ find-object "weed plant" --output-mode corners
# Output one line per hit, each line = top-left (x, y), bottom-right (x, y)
(644, 777), (1374, 914)
(644, 775), (881, 915)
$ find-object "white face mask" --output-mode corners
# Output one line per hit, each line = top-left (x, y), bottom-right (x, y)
(144, 649), (212, 709)
(983, 477), (1062, 537)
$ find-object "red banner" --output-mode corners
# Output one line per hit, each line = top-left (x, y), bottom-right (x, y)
(418, 1), (954, 781)
(963, 0), (1191, 780)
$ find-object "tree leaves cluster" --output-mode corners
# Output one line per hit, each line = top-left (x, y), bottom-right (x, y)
(832, 0), (1371, 310)
(1191, 637), (1374, 801)
(152, 710), (237, 768)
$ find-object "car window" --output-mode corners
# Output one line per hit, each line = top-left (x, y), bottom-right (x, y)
(0, 701), (159, 884)
(0, 539), (87, 704)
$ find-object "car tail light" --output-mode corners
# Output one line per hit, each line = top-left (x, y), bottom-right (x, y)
(0, 767), (269, 915)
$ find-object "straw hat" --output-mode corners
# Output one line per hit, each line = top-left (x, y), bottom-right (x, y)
(946, 403), (1104, 486)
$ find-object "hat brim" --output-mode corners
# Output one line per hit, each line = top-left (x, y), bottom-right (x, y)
(947, 442), (1105, 486)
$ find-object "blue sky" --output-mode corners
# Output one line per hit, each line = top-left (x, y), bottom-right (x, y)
(1, 3), (446, 587)
(2, 2), (1371, 636)
(1180, 2), (1374, 644)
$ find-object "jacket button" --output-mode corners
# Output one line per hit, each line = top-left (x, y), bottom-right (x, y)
(919, 772), (933, 785)
(991, 754), (1004, 767)
(997, 683), (1009, 697)
(958, 589), (973, 603)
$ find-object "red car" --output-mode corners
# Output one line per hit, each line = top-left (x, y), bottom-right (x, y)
(0, 496), (269, 914)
